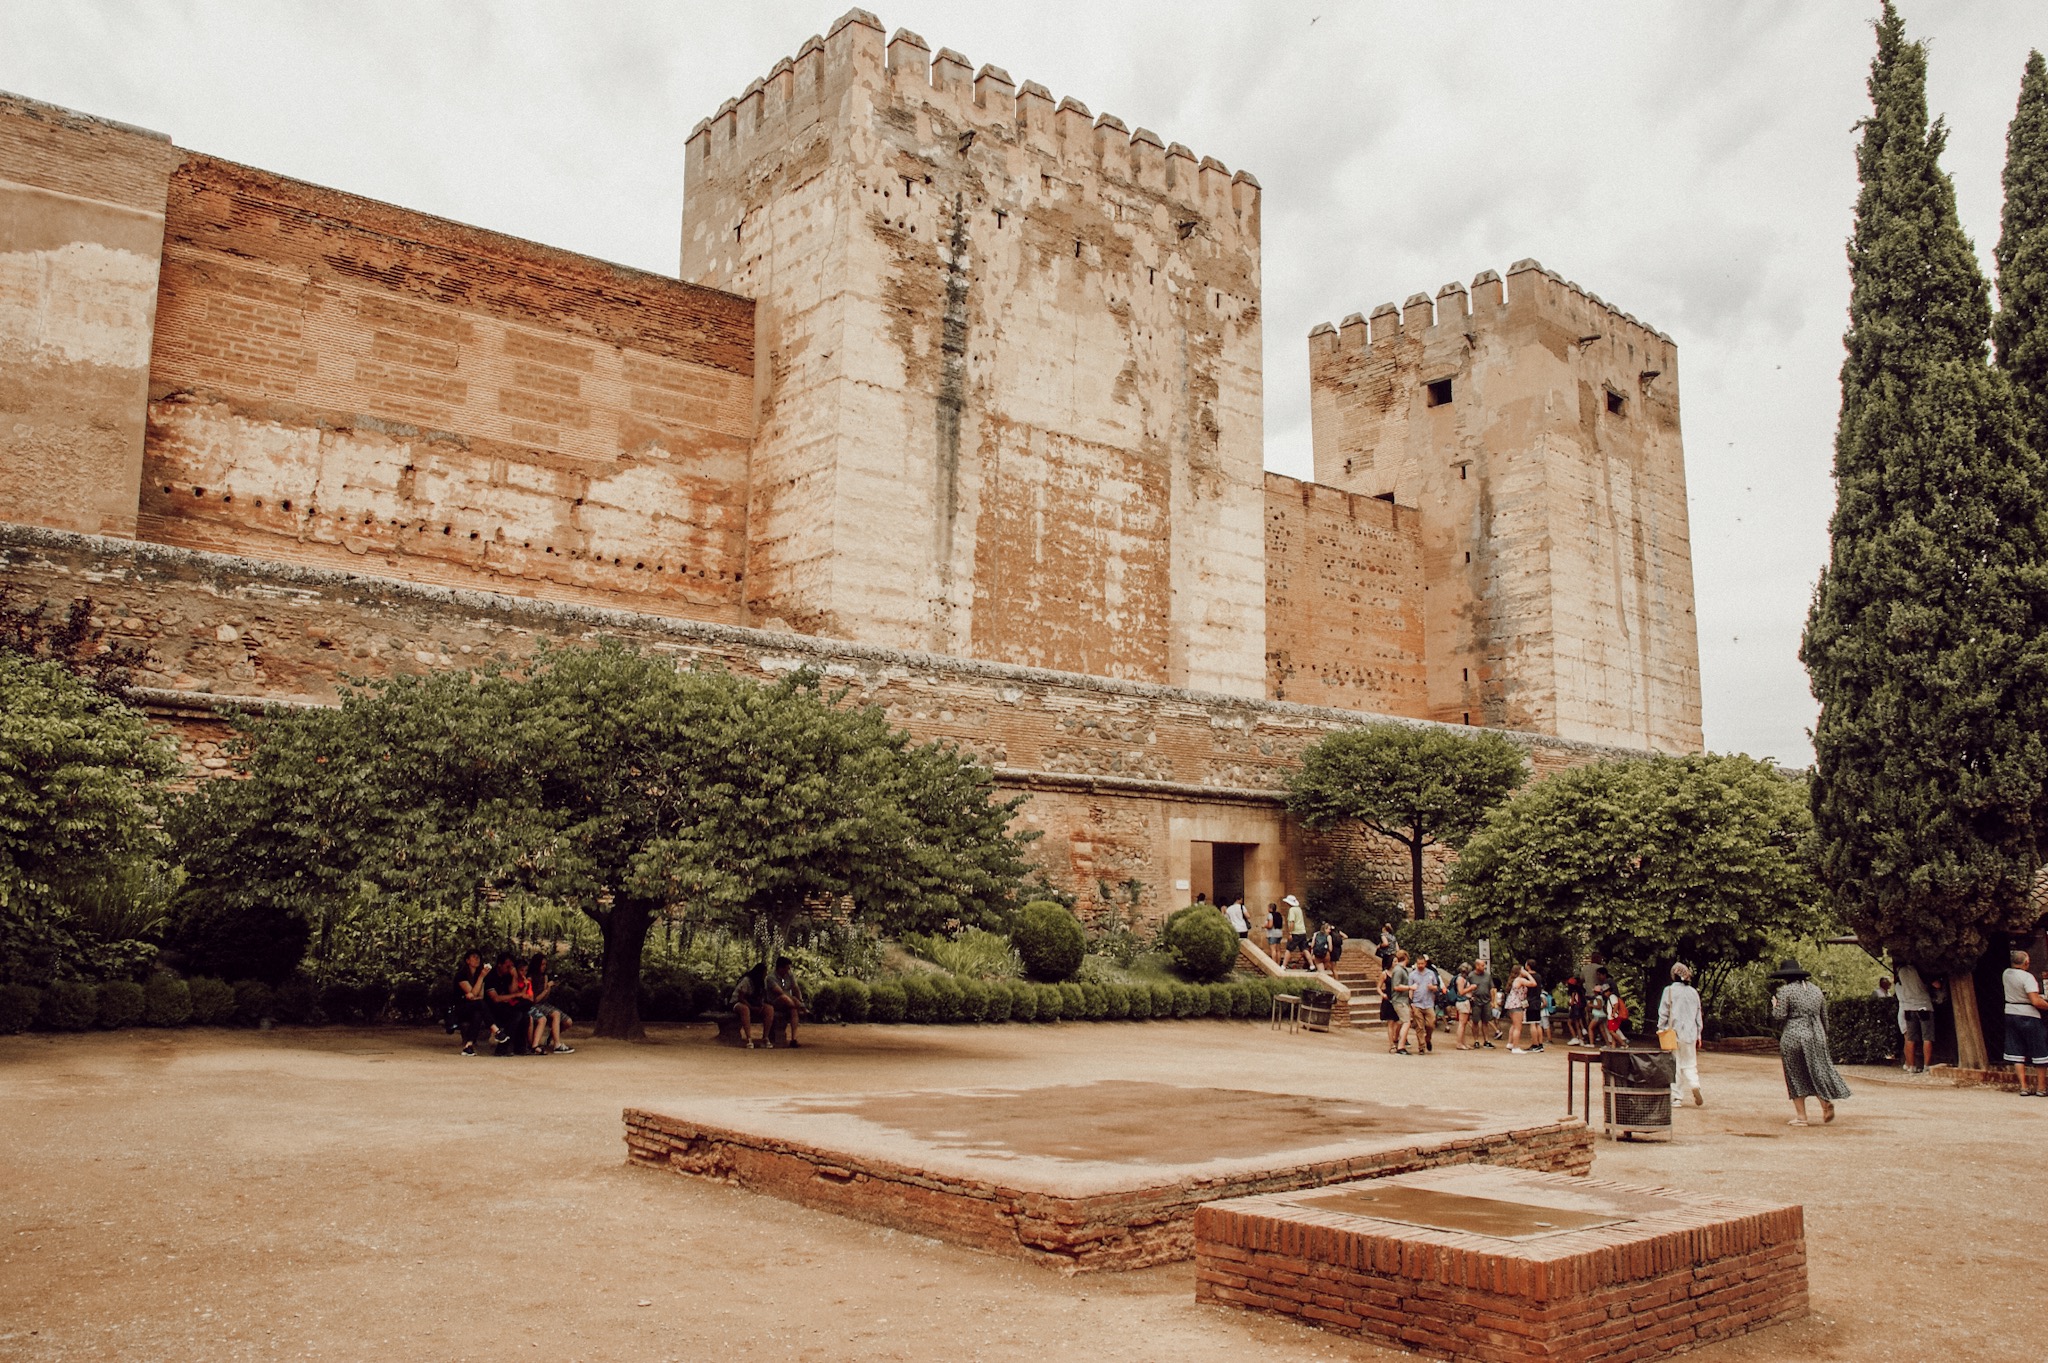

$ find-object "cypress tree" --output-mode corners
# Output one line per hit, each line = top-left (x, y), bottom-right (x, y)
(1801, 4), (2048, 1068)
(1996, 51), (2048, 435)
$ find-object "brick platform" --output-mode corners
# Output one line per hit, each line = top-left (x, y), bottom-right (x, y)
(626, 1081), (1591, 1273)
(1195, 1165), (1806, 1361)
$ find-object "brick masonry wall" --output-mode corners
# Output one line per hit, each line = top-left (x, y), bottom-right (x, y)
(1, 524), (1655, 919)
(1264, 471), (1427, 716)
(1195, 1173), (1806, 1362)
(0, 94), (179, 539)
(139, 153), (756, 623)
(625, 1106), (1592, 1274)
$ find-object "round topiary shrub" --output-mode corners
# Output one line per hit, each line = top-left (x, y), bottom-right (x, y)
(928, 974), (965, 1023)
(899, 974), (939, 1023)
(1005, 979), (1037, 1022)
(1228, 980), (1257, 1018)
(808, 978), (843, 1023)
(1078, 982), (1107, 1020)
(980, 978), (1012, 1023)
(40, 980), (98, 1031)
(96, 980), (145, 1029)
(838, 978), (872, 1023)
(187, 976), (235, 1026)
(867, 979), (907, 1023)
(1169, 982), (1200, 1018)
(1011, 901), (1086, 982)
(317, 981), (360, 1025)
(142, 973), (192, 1027)
(1149, 982), (1175, 1018)
(955, 976), (990, 1023)
(1035, 982), (1065, 1022)
(0, 983), (42, 1034)
(1059, 981), (1088, 1020)
(230, 979), (275, 1027)
(272, 977), (318, 1025)
(1099, 981), (1131, 1020)
(1161, 905), (1240, 982)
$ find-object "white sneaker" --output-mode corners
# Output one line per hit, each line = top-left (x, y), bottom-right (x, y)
(1509, 1047), (1525, 1054)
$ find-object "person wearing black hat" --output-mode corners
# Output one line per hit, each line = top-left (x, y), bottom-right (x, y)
(1769, 958), (1851, 1125)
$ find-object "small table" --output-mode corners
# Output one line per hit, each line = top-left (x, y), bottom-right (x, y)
(1270, 994), (1302, 1032)
(1565, 1047), (1603, 1124)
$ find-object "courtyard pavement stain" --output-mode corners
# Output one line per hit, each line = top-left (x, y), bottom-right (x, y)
(0, 1019), (2033, 1361)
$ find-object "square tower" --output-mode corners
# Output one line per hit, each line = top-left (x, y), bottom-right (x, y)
(1308, 261), (1702, 753)
(682, 9), (1266, 695)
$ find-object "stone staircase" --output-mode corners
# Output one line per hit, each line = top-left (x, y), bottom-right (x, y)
(1233, 942), (1352, 1028)
(1330, 953), (1382, 1027)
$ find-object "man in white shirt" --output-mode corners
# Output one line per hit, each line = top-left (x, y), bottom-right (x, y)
(2001, 950), (2048, 1097)
(1655, 963), (1704, 1107)
(1893, 963), (1935, 1074)
(1223, 897), (1249, 940)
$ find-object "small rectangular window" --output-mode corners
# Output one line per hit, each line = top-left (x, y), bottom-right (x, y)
(1605, 389), (1626, 416)
(1463, 712), (1472, 725)
(1425, 378), (1454, 407)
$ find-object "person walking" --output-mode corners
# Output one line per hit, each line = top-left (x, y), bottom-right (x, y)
(1505, 961), (1536, 1052)
(1894, 962), (1935, 1073)
(1223, 896), (1249, 942)
(1282, 895), (1310, 969)
(1656, 963), (1704, 1107)
(1387, 949), (1414, 1053)
(1409, 953), (1440, 1053)
(1264, 903), (1285, 964)
(2001, 950), (2048, 1097)
(1453, 963), (1476, 1049)
(1768, 959), (1851, 1125)
(1469, 959), (1496, 1047)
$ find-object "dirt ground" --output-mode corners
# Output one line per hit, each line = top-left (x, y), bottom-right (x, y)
(0, 1018), (2035, 1362)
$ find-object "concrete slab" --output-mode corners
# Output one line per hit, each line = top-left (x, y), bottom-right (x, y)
(626, 1080), (1592, 1272)
(1195, 1164), (1806, 1361)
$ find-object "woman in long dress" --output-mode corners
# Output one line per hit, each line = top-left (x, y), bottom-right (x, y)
(1768, 958), (1852, 1125)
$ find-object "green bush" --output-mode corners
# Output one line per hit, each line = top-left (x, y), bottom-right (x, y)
(0, 983), (41, 1033)
(981, 978), (1012, 1023)
(1006, 979), (1038, 1022)
(388, 978), (434, 1023)
(838, 978), (872, 1023)
(1826, 994), (1899, 1066)
(272, 977), (318, 1024)
(902, 928), (1024, 979)
(1161, 905), (1240, 981)
(316, 980), (388, 1025)
(1204, 983), (1232, 1017)
(1012, 901), (1086, 982)
(1150, 982), (1176, 1018)
(809, 978), (843, 1023)
(142, 972), (192, 1027)
(186, 976), (235, 1025)
(230, 979), (275, 1026)
(1124, 982), (1152, 1019)
(1172, 983), (1202, 1018)
(928, 974), (965, 1023)
(867, 979), (907, 1023)
(169, 897), (311, 988)
(955, 976), (990, 1023)
(1228, 980), (1256, 1018)
(1059, 981), (1088, 1020)
(96, 979), (145, 1029)
(1034, 982), (1065, 1021)
(1077, 982), (1107, 1020)
(40, 980), (98, 1031)
(639, 966), (696, 1022)
(899, 974), (939, 1024)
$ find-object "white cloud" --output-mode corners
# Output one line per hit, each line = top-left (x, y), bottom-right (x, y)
(7, 0), (2045, 762)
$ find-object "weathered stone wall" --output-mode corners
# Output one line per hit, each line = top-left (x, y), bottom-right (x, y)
(1263, 471), (1426, 716)
(681, 11), (1267, 696)
(1308, 261), (1702, 753)
(139, 154), (757, 623)
(0, 93), (178, 539)
(2, 522), (1648, 920)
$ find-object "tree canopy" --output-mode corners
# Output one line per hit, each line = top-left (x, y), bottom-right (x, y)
(170, 644), (1041, 1037)
(1286, 723), (1527, 920)
(1995, 49), (2048, 438)
(0, 654), (177, 985)
(1800, 2), (2048, 977)
(1445, 754), (1822, 1012)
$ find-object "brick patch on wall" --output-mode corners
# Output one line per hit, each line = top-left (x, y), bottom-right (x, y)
(1195, 1165), (1805, 1361)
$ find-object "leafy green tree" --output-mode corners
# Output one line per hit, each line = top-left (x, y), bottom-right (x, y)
(1800, 2), (2048, 1066)
(0, 654), (177, 984)
(1445, 754), (1822, 1019)
(1995, 50), (2048, 437)
(172, 644), (1040, 1038)
(1287, 724), (1527, 920)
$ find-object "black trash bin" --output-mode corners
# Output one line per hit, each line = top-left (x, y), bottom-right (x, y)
(1599, 1048), (1676, 1138)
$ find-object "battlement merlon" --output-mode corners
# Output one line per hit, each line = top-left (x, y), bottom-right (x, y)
(685, 8), (1260, 231)
(1307, 259), (1676, 368)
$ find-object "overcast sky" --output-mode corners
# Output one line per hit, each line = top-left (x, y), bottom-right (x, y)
(9, 1), (2047, 763)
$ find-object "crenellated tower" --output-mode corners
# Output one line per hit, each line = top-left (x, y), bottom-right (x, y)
(1307, 260), (1702, 753)
(681, 9), (1266, 695)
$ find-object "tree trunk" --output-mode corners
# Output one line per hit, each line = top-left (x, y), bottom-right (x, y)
(1407, 838), (1426, 921)
(593, 899), (655, 1041)
(1950, 969), (1988, 1071)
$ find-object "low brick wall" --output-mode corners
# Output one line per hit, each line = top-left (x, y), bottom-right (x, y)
(1195, 1168), (1805, 1362)
(625, 1105), (1590, 1274)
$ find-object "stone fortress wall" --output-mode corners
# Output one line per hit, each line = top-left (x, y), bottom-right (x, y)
(0, 9), (1707, 918)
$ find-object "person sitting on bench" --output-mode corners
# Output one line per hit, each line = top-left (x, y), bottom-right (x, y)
(485, 952), (531, 1055)
(767, 957), (805, 1049)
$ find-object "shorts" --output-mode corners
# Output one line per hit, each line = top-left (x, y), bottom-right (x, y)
(2003, 1013), (2048, 1065)
(1900, 1009), (1933, 1045)
(1391, 999), (1412, 1022)
(1288, 933), (1309, 951)
(1455, 1000), (1471, 1015)
(1266, 930), (1283, 944)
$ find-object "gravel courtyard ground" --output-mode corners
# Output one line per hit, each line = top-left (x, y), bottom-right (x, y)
(0, 1018), (2033, 1362)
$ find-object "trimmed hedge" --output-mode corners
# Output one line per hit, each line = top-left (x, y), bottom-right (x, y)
(187, 977), (235, 1025)
(1012, 901), (1086, 982)
(41, 981), (98, 1031)
(0, 983), (41, 1034)
(97, 980), (145, 1029)
(1826, 994), (1899, 1066)
(142, 973), (193, 1027)
(868, 979), (907, 1023)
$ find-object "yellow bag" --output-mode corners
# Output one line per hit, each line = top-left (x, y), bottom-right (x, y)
(1657, 1028), (1679, 1052)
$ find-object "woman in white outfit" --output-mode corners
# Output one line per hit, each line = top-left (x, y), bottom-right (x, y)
(1656, 963), (1704, 1107)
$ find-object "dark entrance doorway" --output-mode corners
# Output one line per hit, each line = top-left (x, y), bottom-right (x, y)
(1211, 843), (1248, 908)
